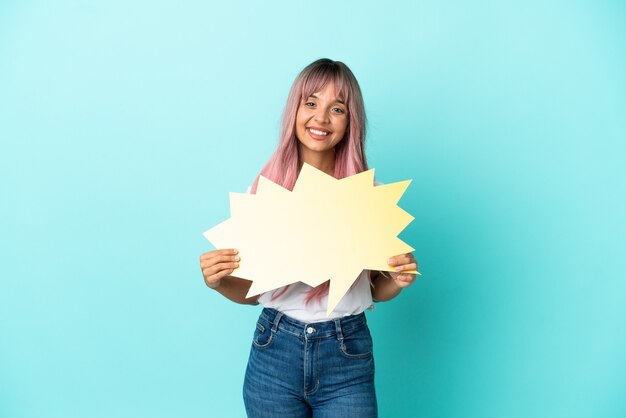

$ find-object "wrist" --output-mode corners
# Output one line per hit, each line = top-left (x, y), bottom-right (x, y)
(207, 279), (222, 290)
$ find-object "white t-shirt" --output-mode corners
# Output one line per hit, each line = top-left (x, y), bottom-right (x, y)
(258, 271), (374, 322)
(246, 179), (380, 322)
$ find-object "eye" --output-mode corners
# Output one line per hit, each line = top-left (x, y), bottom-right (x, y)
(332, 107), (346, 114)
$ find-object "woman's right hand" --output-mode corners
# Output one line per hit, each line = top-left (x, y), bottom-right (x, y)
(199, 249), (240, 289)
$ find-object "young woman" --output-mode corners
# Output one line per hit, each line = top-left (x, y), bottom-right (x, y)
(199, 58), (418, 417)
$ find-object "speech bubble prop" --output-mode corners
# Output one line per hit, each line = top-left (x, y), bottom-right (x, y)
(204, 163), (417, 315)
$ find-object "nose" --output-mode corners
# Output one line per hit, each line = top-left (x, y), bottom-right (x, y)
(313, 108), (330, 124)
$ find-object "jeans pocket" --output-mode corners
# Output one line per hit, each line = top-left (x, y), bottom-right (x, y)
(339, 325), (373, 359)
(252, 319), (274, 350)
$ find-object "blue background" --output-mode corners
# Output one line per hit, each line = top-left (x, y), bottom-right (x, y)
(1, 1), (625, 417)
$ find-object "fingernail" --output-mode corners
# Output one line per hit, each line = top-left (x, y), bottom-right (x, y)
(395, 267), (402, 271)
(234, 263), (239, 267)
(387, 259), (394, 265)
(234, 256), (240, 261)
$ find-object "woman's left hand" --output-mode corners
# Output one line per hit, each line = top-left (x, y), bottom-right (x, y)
(386, 253), (418, 288)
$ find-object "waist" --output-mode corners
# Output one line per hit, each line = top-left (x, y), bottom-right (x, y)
(260, 307), (368, 339)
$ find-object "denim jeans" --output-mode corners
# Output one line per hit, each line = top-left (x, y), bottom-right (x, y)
(243, 308), (377, 418)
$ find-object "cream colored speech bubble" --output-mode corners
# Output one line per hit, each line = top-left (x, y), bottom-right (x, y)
(203, 163), (418, 316)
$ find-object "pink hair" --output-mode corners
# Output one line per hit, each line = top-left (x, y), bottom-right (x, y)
(251, 58), (369, 305)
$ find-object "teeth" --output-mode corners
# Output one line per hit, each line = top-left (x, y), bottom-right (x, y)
(309, 128), (329, 136)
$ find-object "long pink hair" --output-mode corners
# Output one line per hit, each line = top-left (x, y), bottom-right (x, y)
(251, 58), (369, 304)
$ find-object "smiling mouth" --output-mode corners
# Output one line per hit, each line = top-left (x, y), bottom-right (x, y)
(307, 127), (331, 140)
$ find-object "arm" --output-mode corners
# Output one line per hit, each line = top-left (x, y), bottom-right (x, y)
(212, 275), (260, 305)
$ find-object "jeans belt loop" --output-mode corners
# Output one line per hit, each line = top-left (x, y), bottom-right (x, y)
(271, 311), (283, 334)
(334, 318), (344, 342)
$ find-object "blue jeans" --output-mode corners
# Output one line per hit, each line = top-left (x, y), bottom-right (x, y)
(243, 308), (377, 417)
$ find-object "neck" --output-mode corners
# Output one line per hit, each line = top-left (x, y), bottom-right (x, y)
(298, 145), (336, 177)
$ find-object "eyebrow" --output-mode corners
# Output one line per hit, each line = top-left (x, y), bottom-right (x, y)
(309, 94), (345, 105)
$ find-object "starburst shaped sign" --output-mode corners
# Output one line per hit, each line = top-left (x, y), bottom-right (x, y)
(203, 163), (417, 315)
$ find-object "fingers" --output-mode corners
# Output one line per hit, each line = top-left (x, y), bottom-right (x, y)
(200, 254), (240, 269)
(204, 267), (235, 289)
(387, 253), (417, 269)
(202, 259), (240, 277)
(392, 262), (417, 272)
(200, 248), (238, 261)
(200, 249), (241, 289)
(392, 273), (416, 288)
(200, 250), (240, 272)
(393, 273), (415, 282)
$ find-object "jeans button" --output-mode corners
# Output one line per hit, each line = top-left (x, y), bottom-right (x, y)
(306, 326), (316, 334)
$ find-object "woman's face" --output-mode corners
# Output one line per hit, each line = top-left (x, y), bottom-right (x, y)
(295, 82), (348, 158)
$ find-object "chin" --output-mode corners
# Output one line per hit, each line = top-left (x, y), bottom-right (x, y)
(305, 141), (333, 152)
